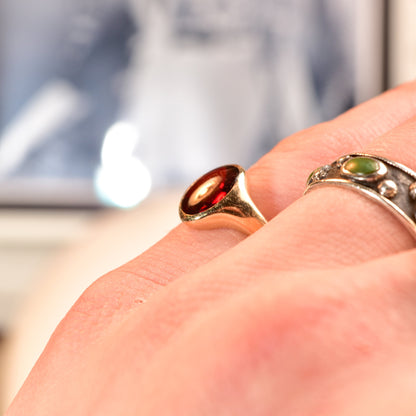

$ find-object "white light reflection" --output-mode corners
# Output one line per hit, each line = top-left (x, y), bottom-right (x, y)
(101, 122), (138, 166)
(94, 121), (151, 208)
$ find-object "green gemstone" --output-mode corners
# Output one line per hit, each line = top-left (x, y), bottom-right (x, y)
(344, 157), (379, 175)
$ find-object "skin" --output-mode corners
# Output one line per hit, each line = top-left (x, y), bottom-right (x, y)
(6, 81), (416, 415)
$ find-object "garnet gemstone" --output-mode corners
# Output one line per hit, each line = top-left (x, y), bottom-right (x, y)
(181, 165), (239, 215)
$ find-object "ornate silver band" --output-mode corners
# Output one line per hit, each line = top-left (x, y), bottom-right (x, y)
(304, 153), (416, 239)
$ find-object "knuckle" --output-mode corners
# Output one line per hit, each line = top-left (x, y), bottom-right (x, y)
(55, 268), (158, 345)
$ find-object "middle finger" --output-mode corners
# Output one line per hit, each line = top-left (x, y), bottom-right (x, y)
(231, 115), (416, 274)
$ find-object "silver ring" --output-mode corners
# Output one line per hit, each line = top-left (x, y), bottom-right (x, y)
(304, 153), (416, 239)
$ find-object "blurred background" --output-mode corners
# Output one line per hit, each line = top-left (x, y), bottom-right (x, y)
(0, 0), (414, 411)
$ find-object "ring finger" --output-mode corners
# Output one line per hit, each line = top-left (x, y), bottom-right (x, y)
(70, 81), (416, 318)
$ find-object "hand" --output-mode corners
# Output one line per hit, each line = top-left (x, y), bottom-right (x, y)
(6, 82), (416, 415)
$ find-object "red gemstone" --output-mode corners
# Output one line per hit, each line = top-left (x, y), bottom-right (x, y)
(181, 165), (240, 215)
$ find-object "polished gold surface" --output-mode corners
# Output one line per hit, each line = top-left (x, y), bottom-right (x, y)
(179, 165), (266, 235)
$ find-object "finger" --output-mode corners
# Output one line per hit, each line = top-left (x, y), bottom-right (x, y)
(12, 247), (416, 414)
(248, 80), (416, 219)
(50, 79), (416, 346)
(100, 80), (416, 301)
(132, 248), (416, 415)
(105, 103), (416, 315)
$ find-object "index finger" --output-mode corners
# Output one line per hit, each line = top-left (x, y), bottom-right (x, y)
(66, 81), (416, 331)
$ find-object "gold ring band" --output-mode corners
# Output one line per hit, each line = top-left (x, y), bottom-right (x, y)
(179, 164), (266, 235)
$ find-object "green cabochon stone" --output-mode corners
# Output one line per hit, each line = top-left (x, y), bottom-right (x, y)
(344, 157), (379, 176)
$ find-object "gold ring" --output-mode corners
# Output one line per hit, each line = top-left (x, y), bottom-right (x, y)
(179, 164), (266, 235)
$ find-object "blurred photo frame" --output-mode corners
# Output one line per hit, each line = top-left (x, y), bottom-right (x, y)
(0, 0), (387, 208)
(388, 0), (416, 88)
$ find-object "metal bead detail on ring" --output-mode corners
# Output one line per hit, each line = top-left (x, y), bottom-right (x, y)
(305, 153), (416, 239)
(179, 164), (266, 235)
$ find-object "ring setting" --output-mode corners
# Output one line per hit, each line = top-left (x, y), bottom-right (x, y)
(305, 153), (416, 238)
(179, 164), (266, 235)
